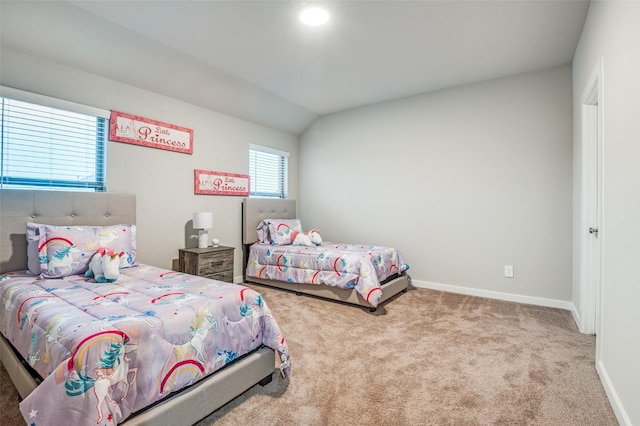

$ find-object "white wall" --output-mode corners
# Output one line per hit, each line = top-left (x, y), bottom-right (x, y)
(0, 48), (298, 278)
(572, 2), (640, 424)
(299, 66), (573, 307)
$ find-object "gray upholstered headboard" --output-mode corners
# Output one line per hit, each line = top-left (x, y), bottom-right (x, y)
(0, 189), (136, 273)
(242, 198), (296, 245)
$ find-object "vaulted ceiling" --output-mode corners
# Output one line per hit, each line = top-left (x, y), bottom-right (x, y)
(1, 1), (590, 134)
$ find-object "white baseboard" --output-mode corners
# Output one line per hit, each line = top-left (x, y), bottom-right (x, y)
(410, 279), (574, 311)
(241, 273), (575, 311)
(596, 358), (631, 426)
(571, 304), (582, 328)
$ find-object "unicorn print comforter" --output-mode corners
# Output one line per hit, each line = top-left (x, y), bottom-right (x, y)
(0, 264), (290, 426)
(246, 242), (410, 307)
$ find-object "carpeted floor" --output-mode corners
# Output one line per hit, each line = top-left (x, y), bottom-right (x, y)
(1, 285), (617, 425)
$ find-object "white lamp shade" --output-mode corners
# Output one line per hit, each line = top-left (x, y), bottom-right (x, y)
(193, 212), (213, 229)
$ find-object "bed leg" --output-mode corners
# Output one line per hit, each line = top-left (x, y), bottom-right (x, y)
(258, 373), (273, 386)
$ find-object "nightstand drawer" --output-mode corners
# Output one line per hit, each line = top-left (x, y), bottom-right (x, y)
(204, 271), (233, 283)
(197, 251), (233, 276)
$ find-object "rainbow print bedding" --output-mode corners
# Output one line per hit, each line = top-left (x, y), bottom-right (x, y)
(0, 264), (290, 426)
(246, 242), (409, 307)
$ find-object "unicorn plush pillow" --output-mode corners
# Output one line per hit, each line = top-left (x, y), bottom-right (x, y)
(32, 223), (137, 279)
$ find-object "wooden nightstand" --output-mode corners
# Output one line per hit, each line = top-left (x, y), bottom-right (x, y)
(178, 246), (235, 283)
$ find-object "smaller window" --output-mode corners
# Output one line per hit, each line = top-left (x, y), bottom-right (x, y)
(249, 145), (288, 198)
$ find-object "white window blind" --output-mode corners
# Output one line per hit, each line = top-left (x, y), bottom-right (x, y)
(249, 145), (288, 198)
(0, 88), (107, 191)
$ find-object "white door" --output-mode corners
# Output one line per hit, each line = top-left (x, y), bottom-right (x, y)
(583, 104), (601, 335)
(580, 59), (603, 338)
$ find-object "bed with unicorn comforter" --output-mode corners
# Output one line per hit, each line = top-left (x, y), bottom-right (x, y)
(246, 242), (409, 308)
(0, 264), (290, 426)
(242, 198), (410, 311)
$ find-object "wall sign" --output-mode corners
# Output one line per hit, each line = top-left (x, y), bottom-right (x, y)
(194, 169), (250, 196)
(109, 110), (193, 154)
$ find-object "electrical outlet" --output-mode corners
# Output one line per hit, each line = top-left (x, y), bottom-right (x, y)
(504, 265), (514, 278)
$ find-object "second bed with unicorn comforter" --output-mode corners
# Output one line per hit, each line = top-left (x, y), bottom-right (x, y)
(246, 241), (409, 308)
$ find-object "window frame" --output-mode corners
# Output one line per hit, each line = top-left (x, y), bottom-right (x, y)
(0, 86), (109, 192)
(249, 144), (289, 199)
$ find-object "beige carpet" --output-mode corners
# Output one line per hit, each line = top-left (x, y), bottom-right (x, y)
(1, 285), (617, 425)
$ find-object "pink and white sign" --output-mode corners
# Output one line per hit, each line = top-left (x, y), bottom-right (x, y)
(109, 110), (193, 154)
(194, 169), (250, 196)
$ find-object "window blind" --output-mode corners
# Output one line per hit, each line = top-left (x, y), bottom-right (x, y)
(0, 90), (107, 191)
(249, 145), (288, 198)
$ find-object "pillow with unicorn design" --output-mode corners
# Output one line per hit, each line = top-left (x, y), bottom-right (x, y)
(257, 219), (303, 245)
(34, 223), (137, 279)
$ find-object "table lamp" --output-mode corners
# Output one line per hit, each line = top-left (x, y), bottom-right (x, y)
(193, 212), (214, 248)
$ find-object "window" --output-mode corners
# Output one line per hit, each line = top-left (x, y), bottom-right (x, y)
(1, 87), (108, 191)
(249, 145), (288, 198)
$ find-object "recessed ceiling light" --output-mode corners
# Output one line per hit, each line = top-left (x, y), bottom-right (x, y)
(299, 3), (330, 26)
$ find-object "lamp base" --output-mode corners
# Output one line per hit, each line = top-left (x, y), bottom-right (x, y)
(198, 230), (209, 249)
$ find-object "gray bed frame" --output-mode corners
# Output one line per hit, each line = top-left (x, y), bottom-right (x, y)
(0, 189), (275, 426)
(241, 198), (409, 312)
